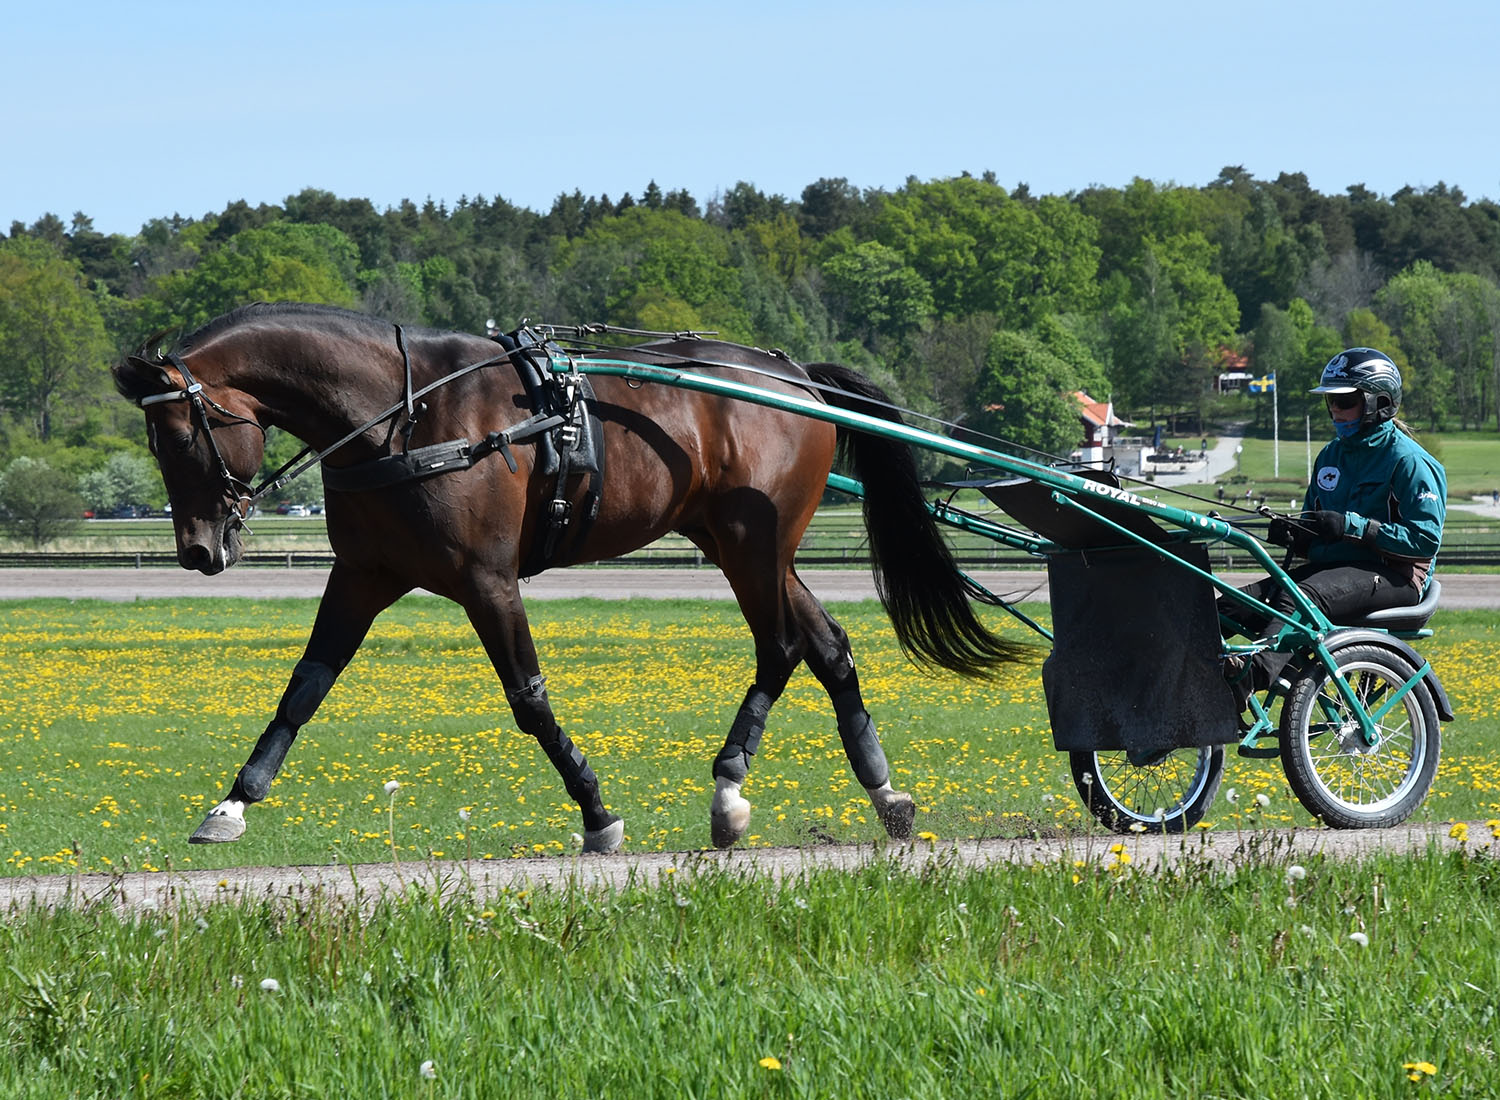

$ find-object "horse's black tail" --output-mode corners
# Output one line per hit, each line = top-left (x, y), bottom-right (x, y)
(805, 363), (1033, 678)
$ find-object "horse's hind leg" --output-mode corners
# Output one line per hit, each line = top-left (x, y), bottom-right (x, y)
(702, 547), (804, 848)
(191, 563), (408, 843)
(787, 572), (916, 839)
(463, 577), (624, 853)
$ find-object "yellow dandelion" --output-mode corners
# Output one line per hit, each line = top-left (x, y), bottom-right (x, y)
(758, 1056), (783, 1071)
(1448, 822), (1469, 843)
(1403, 1060), (1437, 1082)
(917, 830), (939, 842)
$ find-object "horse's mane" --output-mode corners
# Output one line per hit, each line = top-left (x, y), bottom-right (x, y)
(114, 302), (393, 402)
(178, 301), (384, 353)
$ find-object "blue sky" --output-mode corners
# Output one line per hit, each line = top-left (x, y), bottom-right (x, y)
(7, 0), (1499, 236)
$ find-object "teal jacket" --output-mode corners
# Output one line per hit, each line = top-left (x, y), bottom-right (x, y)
(1304, 421), (1446, 586)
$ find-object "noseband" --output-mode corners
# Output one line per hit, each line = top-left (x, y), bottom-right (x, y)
(139, 351), (267, 524)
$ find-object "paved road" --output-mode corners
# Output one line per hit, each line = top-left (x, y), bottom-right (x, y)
(4, 566), (1500, 608)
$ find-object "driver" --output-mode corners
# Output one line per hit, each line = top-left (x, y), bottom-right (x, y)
(1222, 347), (1446, 697)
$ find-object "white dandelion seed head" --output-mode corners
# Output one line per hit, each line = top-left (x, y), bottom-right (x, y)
(458, 808), (471, 822)
(1284, 896), (1298, 909)
(1299, 924), (1316, 938)
(1225, 787), (1239, 803)
(230, 974), (244, 989)
(957, 902), (969, 915)
(1348, 932), (1369, 948)
(384, 780), (401, 795)
(1129, 821), (1147, 833)
(1285, 864), (1307, 882)
(1255, 793), (1271, 807)
(794, 897), (809, 910)
(260, 978), (281, 993)
(419, 1060), (437, 1080)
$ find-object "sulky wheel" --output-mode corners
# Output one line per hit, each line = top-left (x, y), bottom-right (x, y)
(1279, 643), (1440, 828)
(1069, 746), (1225, 834)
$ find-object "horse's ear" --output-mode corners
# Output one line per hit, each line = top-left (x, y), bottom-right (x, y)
(113, 355), (177, 402)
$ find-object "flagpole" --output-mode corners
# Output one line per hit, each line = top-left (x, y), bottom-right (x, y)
(1272, 372), (1279, 478)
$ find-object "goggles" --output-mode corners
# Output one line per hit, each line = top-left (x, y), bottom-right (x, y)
(1325, 391), (1363, 411)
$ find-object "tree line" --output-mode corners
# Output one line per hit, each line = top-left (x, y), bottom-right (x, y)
(3, 166), (1500, 539)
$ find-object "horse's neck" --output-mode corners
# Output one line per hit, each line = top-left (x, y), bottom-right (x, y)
(222, 332), (398, 453)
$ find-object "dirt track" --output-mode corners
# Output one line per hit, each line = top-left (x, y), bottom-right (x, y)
(0, 823), (1485, 913)
(4, 566), (1500, 607)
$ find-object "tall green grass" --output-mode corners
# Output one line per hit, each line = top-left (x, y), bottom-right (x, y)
(2, 848), (1498, 1098)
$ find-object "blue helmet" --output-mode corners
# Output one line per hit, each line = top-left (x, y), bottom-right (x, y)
(1310, 348), (1402, 425)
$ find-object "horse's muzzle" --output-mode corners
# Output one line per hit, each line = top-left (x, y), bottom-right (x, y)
(178, 517), (244, 574)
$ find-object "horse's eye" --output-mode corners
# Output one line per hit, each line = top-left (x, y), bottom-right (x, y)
(171, 432), (196, 454)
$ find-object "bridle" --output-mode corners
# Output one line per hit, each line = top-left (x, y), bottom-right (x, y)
(136, 326), (522, 523)
(140, 350), (267, 527)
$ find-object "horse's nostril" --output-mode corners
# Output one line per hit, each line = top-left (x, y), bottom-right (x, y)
(181, 543), (213, 572)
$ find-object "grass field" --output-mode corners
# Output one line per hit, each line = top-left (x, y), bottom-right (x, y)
(3, 597), (1500, 1098)
(2, 850), (1498, 1098)
(2, 597), (1496, 877)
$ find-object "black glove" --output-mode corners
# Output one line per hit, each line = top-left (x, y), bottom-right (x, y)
(1266, 517), (1298, 549)
(1302, 510), (1347, 543)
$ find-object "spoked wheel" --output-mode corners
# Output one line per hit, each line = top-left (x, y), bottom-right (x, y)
(1069, 746), (1225, 833)
(1279, 644), (1440, 828)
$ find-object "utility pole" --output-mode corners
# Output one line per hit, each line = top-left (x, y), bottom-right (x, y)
(1273, 373), (1279, 478)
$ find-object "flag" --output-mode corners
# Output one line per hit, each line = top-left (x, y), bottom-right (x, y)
(1248, 374), (1276, 394)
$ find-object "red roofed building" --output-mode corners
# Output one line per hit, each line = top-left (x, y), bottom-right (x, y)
(1072, 391), (1129, 465)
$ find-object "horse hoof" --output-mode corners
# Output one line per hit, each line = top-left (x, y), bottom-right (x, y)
(189, 811), (246, 844)
(710, 779), (752, 848)
(582, 818), (625, 854)
(870, 786), (916, 840)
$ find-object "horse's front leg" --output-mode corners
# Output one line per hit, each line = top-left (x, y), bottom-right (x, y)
(190, 564), (408, 843)
(464, 578), (624, 854)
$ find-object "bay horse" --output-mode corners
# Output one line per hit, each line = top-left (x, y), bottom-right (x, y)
(113, 303), (1023, 853)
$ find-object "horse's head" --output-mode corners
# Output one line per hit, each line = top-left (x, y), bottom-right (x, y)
(113, 347), (267, 575)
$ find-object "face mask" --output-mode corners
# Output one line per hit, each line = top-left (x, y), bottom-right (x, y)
(1334, 418), (1364, 439)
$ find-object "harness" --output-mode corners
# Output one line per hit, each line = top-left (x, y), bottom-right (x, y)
(138, 324), (604, 572)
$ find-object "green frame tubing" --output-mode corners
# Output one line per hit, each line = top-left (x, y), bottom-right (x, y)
(558, 351), (1417, 755)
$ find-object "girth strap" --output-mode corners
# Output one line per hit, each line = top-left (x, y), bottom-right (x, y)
(320, 411), (564, 493)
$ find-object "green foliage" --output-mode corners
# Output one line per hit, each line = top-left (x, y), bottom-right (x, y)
(0, 456), (82, 547)
(135, 221), (360, 334)
(875, 176), (1101, 327)
(9, 166), (1500, 472)
(971, 329), (1089, 456)
(76, 451), (160, 513)
(820, 239), (933, 342)
(0, 238), (113, 442)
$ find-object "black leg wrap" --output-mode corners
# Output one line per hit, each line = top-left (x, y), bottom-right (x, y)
(538, 727), (614, 831)
(712, 685), (775, 784)
(833, 689), (889, 789)
(230, 720), (297, 804)
(228, 660), (339, 804)
(510, 675), (614, 831)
